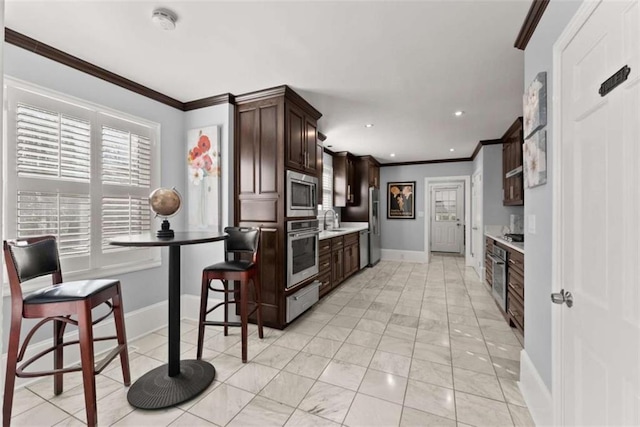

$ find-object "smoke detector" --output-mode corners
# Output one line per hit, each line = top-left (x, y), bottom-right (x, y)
(152, 9), (178, 31)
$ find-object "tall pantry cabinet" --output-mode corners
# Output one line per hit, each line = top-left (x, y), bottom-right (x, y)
(234, 86), (322, 329)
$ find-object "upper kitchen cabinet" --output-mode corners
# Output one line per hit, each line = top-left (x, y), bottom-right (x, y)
(333, 152), (357, 207)
(502, 117), (524, 206)
(342, 155), (380, 222)
(285, 101), (321, 176)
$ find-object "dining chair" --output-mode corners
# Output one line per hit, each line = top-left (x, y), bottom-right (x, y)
(196, 227), (264, 363)
(2, 236), (130, 427)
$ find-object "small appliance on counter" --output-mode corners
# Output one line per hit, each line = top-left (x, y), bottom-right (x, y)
(503, 233), (524, 243)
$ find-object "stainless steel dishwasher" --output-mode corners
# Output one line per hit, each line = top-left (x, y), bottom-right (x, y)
(359, 229), (369, 269)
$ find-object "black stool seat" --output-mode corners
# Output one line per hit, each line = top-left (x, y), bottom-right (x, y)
(24, 279), (120, 305)
(203, 260), (254, 272)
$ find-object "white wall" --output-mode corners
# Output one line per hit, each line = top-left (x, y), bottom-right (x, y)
(2, 44), (185, 346)
(182, 104), (234, 297)
(523, 0), (582, 392)
(380, 162), (473, 252)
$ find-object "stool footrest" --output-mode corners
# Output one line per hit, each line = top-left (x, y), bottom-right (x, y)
(203, 321), (242, 327)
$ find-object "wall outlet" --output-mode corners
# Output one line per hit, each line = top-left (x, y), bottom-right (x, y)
(528, 214), (536, 234)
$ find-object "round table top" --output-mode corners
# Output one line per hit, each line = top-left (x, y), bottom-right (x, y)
(109, 231), (228, 247)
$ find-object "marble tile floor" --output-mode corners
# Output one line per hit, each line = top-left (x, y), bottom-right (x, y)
(12, 255), (534, 426)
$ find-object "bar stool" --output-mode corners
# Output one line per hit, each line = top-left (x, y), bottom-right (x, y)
(2, 236), (130, 427)
(196, 227), (264, 363)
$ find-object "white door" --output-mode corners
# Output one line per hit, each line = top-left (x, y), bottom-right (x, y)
(471, 172), (483, 276)
(431, 184), (463, 253)
(556, 1), (640, 425)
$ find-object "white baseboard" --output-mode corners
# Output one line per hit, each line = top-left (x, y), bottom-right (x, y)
(1, 295), (226, 390)
(519, 349), (553, 426)
(381, 249), (426, 263)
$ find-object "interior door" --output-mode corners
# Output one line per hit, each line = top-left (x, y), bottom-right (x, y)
(557, 1), (640, 424)
(430, 184), (463, 253)
(471, 172), (483, 276)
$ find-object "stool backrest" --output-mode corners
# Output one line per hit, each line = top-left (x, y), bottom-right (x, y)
(3, 235), (63, 299)
(223, 227), (260, 261)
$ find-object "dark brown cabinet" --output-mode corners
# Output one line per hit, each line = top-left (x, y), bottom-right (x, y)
(333, 152), (357, 207)
(343, 155), (380, 222)
(234, 85), (322, 329)
(485, 236), (525, 335)
(285, 103), (319, 176)
(318, 232), (360, 298)
(343, 233), (360, 278)
(485, 237), (494, 286)
(506, 246), (525, 334)
(318, 239), (332, 297)
(502, 117), (524, 206)
(331, 236), (344, 285)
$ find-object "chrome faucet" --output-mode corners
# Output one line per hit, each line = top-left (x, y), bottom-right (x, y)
(323, 209), (337, 230)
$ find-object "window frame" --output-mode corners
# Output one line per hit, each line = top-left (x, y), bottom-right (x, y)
(4, 78), (162, 292)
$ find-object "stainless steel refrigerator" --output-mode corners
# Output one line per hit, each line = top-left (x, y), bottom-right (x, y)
(368, 187), (381, 266)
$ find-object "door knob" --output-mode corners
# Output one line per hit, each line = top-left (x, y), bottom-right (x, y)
(551, 289), (574, 308)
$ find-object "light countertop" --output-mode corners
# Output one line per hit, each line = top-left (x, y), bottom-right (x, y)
(319, 223), (369, 240)
(485, 232), (525, 254)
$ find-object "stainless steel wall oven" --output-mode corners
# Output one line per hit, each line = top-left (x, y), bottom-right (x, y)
(287, 219), (320, 288)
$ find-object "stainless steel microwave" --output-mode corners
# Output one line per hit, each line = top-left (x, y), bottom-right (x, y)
(286, 170), (318, 218)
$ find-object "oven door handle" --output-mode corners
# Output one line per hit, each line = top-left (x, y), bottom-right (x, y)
(487, 255), (505, 265)
(289, 229), (320, 239)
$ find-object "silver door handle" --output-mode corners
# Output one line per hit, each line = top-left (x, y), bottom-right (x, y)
(551, 289), (574, 308)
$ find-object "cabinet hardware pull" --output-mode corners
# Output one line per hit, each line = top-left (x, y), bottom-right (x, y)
(509, 259), (517, 264)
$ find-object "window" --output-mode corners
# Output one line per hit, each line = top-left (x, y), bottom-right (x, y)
(320, 152), (333, 211)
(5, 81), (161, 282)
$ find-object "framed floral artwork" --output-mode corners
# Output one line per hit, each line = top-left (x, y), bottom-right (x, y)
(388, 181), (415, 219)
(187, 126), (221, 230)
(524, 130), (547, 188)
(523, 71), (547, 140)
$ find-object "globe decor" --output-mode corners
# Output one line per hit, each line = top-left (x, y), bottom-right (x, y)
(149, 187), (182, 238)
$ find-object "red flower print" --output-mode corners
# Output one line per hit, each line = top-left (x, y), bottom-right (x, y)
(198, 135), (211, 152)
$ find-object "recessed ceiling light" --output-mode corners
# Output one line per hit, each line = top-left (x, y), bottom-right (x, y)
(365, 124), (374, 128)
(450, 148), (455, 152)
(454, 111), (465, 117)
(390, 153), (396, 157)
(152, 8), (178, 30)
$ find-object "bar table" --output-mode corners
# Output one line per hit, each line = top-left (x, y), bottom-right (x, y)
(110, 231), (227, 409)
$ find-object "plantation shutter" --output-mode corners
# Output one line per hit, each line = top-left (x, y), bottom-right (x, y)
(322, 152), (333, 210)
(6, 82), (160, 281)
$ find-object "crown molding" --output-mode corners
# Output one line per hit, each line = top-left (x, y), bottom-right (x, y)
(5, 28), (185, 110)
(183, 93), (236, 111)
(514, 0), (550, 50)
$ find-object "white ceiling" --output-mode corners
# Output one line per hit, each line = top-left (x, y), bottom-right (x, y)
(5, 0), (530, 163)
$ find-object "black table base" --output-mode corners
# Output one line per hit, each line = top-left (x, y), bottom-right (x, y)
(127, 360), (215, 409)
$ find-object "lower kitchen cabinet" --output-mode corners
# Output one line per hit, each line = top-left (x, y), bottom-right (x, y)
(485, 237), (494, 285)
(506, 246), (525, 334)
(485, 236), (525, 334)
(318, 239), (332, 297)
(318, 231), (360, 298)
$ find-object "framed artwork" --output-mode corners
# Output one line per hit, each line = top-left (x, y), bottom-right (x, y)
(524, 130), (547, 188)
(186, 126), (221, 230)
(523, 71), (547, 139)
(388, 181), (415, 219)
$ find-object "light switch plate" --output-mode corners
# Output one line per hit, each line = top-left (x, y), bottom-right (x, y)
(528, 214), (536, 234)
(418, 211), (424, 218)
